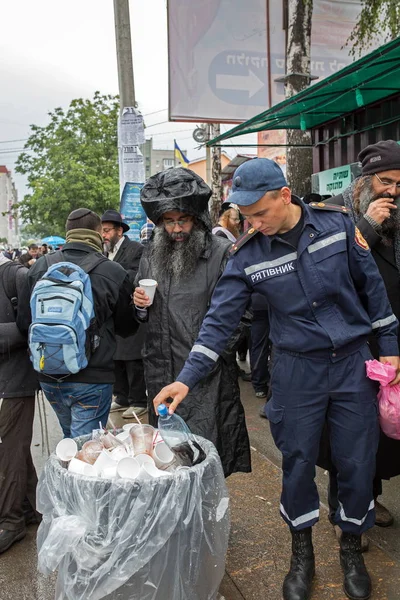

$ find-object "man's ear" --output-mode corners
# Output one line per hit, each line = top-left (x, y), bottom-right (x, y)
(281, 187), (292, 205)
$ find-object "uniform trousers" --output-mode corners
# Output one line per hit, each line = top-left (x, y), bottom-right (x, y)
(266, 344), (379, 534)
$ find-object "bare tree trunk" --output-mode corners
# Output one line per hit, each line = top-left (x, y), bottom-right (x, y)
(210, 123), (222, 226)
(285, 0), (313, 197)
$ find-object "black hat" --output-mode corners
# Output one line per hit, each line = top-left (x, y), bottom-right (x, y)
(101, 209), (130, 233)
(140, 167), (212, 230)
(358, 140), (400, 176)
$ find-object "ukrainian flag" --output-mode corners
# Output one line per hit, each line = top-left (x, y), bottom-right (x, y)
(174, 140), (189, 167)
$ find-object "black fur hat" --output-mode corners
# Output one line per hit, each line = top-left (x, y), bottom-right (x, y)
(140, 167), (212, 230)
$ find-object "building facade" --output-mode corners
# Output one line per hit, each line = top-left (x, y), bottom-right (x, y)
(0, 166), (19, 247)
(142, 138), (187, 179)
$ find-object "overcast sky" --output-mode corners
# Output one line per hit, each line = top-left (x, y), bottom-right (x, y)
(0, 0), (238, 198)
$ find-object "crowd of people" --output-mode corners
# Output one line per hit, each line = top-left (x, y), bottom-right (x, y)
(1, 139), (400, 600)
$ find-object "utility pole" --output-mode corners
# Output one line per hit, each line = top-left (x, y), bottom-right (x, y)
(284, 0), (313, 196)
(113, 0), (146, 240)
(206, 124), (212, 187)
(210, 123), (222, 226)
(114, 0), (136, 110)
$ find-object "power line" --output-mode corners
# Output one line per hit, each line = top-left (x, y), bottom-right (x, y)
(0, 138), (28, 145)
(142, 108), (167, 117)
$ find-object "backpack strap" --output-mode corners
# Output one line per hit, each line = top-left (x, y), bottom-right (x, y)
(45, 250), (107, 274)
(1, 262), (24, 315)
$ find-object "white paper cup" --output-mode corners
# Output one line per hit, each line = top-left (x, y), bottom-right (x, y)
(56, 439), (78, 462)
(93, 449), (115, 475)
(142, 462), (169, 478)
(152, 442), (175, 470)
(110, 446), (129, 462)
(138, 279), (157, 305)
(135, 454), (155, 467)
(117, 457), (141, 480)
(68, 457), (96, 476)
(122, 423), (135, 432)
(101, 465), (118, 479)
(116, 431), (131, 443)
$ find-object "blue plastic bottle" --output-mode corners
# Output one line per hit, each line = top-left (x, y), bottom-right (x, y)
(157, 404), (205, 467)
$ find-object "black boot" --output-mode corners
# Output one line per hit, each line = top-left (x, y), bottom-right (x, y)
(340, 532), (371, 600)
(283, 527), (315, 600)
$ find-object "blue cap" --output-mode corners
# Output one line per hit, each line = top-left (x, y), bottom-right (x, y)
(157, 403), (168, 416)
(228, 158), (287, 207)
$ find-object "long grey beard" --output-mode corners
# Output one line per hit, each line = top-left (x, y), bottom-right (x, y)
(149, 225), (207, 281)
(355, 177), (400, 243)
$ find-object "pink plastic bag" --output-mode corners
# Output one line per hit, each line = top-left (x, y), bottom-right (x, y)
(365, 359), (400, 440)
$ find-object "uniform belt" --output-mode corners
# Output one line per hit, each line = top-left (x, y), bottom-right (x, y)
(276, 337), (368, 362)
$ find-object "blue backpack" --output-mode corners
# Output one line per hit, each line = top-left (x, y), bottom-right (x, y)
(28, 252), (106, 379)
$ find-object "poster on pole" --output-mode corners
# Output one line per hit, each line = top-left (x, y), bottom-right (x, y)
(120, 183), (147, 242)
(118, 107), (146, 240)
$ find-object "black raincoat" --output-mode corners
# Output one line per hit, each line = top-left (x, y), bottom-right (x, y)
(136, 234), (251, 477)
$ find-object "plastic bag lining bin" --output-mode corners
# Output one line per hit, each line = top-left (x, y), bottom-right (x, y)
(37, 434), (230, 600)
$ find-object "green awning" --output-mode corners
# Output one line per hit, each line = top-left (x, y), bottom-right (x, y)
(207, 37), (400, 146)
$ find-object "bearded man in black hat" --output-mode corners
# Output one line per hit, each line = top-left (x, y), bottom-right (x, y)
(101, 209), (147, 419)
(318, 139), (400, 539)
(133, 167), (251, 477)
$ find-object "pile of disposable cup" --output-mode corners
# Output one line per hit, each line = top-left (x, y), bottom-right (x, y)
(55, 424), (177, 480)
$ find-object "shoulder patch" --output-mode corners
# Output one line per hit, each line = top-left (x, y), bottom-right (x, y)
(309, 202), (350, 215)
(355, 227), (369, 250)
(229, 227), (259, 255)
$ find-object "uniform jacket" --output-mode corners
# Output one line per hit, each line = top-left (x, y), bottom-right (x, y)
(111, 236), (145, 361)
(136, 234), (251, 477)
(0, 260), (38, 398)
(177, 198), (398, 391)
(27, 242), (138, 384)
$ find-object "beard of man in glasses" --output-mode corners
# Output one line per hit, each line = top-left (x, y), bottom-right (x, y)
(317, 139), (400, 543)
(149, 211), (208, 281)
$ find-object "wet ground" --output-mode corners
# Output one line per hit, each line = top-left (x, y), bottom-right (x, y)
(2, 373), (400, 600)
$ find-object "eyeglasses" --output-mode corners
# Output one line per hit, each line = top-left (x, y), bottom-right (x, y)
(102, 227), (116, 234)
(163, 217), (193, 228)
(374, 173), (400, 190)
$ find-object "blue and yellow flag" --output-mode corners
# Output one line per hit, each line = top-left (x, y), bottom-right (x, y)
(174, 140), (189, 167)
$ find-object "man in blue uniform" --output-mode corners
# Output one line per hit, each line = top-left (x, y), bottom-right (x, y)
(153, 158), (400, 600)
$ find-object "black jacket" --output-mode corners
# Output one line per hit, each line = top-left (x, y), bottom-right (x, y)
(136, 234), (251, 477)
(27, 242), (138, 384)
(329, 193), (400, 355)
(0, 261), (38, 398)
(319, 193), (400, 480)
(111, 236), (145, 361)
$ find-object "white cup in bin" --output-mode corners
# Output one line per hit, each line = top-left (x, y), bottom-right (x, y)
(139, 279), (157, 305)
(135, 454), (155, 467)
(101, 465), (118, 479)
(93, 449), (116, 475)
(142, 462), (169, 478)
(56, 439), (78, 462)
(152, 441), (175, 470)
(110, 446), (128, 462)
(117, 457), (141, 480)
(69, 458), (96, 476)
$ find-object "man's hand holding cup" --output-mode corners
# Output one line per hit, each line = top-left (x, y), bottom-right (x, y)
(133, 279), (158, 307)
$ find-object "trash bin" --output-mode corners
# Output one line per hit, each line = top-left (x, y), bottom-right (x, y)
(37, 434), (230, 600)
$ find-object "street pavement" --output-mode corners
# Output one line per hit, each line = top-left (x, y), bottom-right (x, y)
(2, 373), (400, 600)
